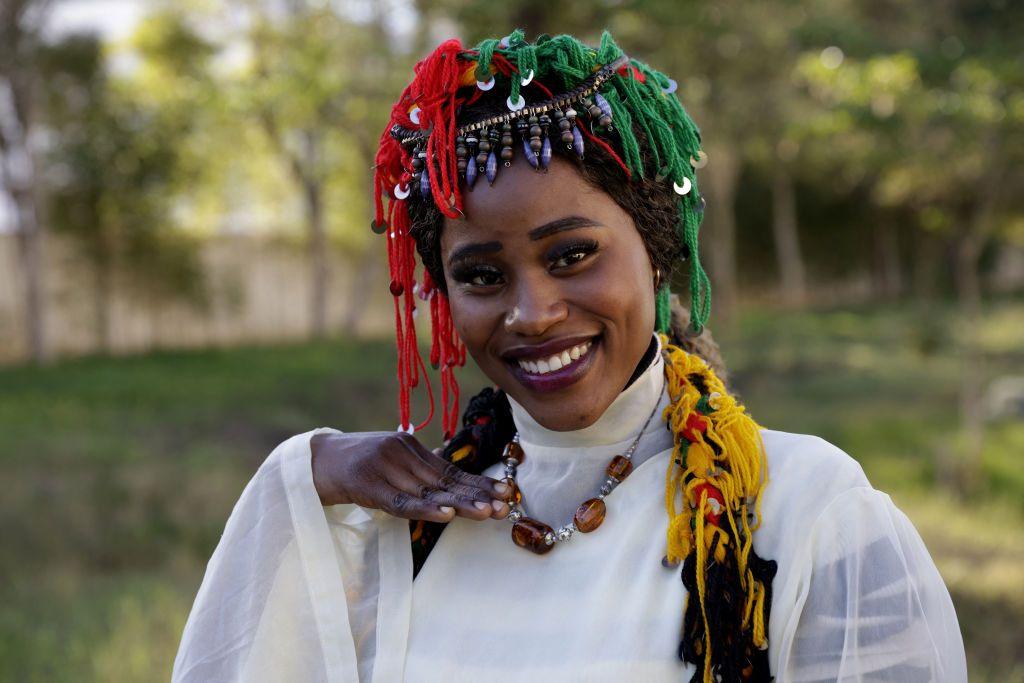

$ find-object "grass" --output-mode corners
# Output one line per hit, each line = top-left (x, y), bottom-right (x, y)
(0, 298), (1021, 681)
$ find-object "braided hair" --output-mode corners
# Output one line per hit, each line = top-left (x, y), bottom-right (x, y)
(376, 30), (775, 682)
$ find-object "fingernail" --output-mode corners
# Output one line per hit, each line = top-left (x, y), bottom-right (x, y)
(491, 499), (506, 513)
(440, 506), (454, 515)
(474, 501), (490, 511)
(493, 482), (509, 494)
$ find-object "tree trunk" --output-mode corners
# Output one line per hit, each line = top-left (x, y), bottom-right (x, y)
(770, 164), (806, 307)
(950, 218), (989, 497)
(871, 220), (903, 299)
(305, 178), (328, 339)
(911, 225), (940, 302)
(93, 254), (112, 354)
(703, 142), (740, 327)
(0, 78), (49, 364)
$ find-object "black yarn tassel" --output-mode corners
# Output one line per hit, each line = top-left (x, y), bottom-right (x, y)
(411, 387), (514, 577)
(677, 534), (778, 682)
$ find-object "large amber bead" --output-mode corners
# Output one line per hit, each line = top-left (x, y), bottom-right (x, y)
(607, 455), (633, 481)
(502, 440), (525, 464)
(573, 497), (606, 533)
(511, 518), (555, 554)
(502, 477), (522, 504)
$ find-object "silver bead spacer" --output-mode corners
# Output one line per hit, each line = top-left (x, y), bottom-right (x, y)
(543, 531), (556, 546)
(600, 479), (615, 496)
(507, 508), (523, 523)
(557, 525), (575, 541)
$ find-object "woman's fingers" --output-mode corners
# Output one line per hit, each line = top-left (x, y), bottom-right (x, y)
(385, 467), (495, 521)
(397, 434), (512, 501)
(376, 482), (457, 523)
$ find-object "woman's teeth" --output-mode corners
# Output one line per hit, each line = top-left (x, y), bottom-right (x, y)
(516, 341), (592, 375)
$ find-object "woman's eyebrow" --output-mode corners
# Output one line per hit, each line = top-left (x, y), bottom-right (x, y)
(448, 240), (502, 266)
(528, 215), (602, 240)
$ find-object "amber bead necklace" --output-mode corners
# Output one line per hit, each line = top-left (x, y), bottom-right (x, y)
(501, 373), (666, 554)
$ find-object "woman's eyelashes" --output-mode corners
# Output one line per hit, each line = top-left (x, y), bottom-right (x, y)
(450, 239), (601, 289)
(547, 239), (599, 269)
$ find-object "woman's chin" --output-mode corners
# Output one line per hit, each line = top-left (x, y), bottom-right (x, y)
(502, 337), (611, 431)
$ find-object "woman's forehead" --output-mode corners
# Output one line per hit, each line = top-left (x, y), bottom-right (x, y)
(442, 155), (625, 246)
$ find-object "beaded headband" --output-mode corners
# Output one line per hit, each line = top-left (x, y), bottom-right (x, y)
(388, 54), (630, 192)
(372, 31), (712, 437)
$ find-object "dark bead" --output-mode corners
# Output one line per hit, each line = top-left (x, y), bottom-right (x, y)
(502, 440), (524, 463)
(485, 150), (497, 184)
(529, 137), (542, 153)
(573, 498), (606, 533)
(501, 477), (522, 504)
(607, 455), (633, 481)
(419, 166), (430, 197)
(540, 136), (552, 169)
(500, 146), (514, 162)
(522, 138), (539, 168)
(598, 114), (612, 128)
(389, 280), (404, 297)
(561, 130), (574, 145)
(572, 126), (585, 159)
(512, 518), (556, 554)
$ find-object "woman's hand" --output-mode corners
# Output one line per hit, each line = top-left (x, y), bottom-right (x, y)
(311, 431), (512, 523)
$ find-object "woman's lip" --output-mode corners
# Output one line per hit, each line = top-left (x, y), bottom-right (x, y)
(501, 333), (597, 361)
(507, 337), (599, 393)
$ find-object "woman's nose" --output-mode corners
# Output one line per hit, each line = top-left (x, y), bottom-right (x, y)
(504, 276), (569, 337)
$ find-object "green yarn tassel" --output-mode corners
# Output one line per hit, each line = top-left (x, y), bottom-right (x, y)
(655, 285), (672, 334)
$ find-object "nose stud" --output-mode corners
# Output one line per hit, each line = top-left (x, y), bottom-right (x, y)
(504, 306), (520, 328)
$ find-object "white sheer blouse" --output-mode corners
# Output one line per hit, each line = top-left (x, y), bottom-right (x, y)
(172, 343), (967, 682)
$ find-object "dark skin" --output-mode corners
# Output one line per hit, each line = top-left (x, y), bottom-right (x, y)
(312, 154), (657, 522)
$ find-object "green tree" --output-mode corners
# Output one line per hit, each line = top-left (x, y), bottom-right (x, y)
(38, 26), (209, 353)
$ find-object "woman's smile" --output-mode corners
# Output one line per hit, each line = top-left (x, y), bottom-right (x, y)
(503, 335), (600, 393)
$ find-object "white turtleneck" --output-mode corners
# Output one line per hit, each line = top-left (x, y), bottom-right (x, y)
(172, 340), (968, 683)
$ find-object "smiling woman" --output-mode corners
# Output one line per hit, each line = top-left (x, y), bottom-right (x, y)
(172, 30), (967, 683)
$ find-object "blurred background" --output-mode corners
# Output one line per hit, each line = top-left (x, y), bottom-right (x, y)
(1, 0), (1021, 680)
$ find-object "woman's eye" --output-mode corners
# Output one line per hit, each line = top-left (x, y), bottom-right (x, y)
(550, 242), (598, 269)
(454, 266), (504, 287)
(470, 271), (503, 286)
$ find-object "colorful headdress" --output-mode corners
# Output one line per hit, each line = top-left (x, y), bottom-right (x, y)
(373, 29), (711, 437)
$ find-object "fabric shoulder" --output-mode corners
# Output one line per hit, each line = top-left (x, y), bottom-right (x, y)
(754, 429), (871, 551)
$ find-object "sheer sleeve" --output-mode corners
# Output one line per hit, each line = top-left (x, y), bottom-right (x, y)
(172, 427), (412, 683)
(777, 486), (967, 682)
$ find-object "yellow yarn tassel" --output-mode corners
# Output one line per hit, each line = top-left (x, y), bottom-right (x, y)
(659, 333), (771, 677)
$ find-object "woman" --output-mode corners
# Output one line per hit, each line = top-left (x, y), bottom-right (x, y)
(173, 31), (967, 682)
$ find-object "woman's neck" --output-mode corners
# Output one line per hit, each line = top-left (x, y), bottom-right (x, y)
(623, 334), (659, 391)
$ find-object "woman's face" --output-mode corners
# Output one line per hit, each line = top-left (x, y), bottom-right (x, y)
(440, 154), (656, 431)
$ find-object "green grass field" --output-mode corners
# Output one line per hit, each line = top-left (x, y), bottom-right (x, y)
(1, 300), (1021, 681)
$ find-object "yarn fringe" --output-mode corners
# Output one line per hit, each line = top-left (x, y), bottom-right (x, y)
(661, 333), (777, 682)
